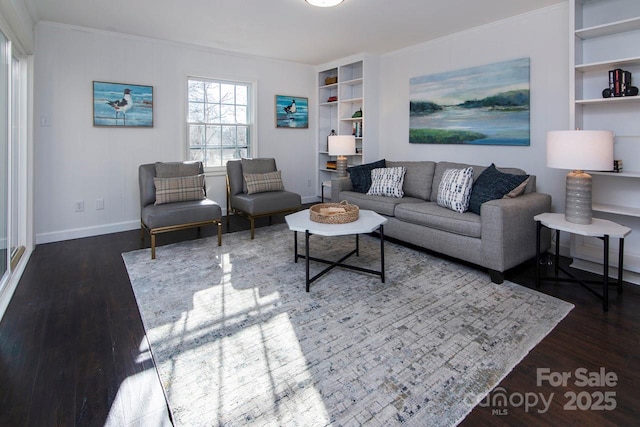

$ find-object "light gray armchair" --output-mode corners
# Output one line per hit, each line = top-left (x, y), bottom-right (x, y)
(139, 161), (222, 259)
(226, 158), (301, 239)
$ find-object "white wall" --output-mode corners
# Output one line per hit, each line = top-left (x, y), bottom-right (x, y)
(378, 4), (570, 221)
(34, 23), (317, 243)
(34, 5), (571, 246)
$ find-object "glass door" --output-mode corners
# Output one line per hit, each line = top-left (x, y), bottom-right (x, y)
(0, 30), (8, 281)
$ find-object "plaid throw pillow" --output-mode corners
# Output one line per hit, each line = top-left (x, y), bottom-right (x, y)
(437, 167), (474, 213)
(244, 171), (284, 194)
(154, 174), (205, 205)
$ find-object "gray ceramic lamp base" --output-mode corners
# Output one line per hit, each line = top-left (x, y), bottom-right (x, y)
(564, 170), (593, 225)
(336, 157), (348, 178)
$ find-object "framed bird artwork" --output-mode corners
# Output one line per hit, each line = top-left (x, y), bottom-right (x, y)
(93, 81), (154, 127)
(275, 95), (308, 128)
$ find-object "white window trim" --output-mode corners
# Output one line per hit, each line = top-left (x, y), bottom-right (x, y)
(184, 75), (258, 174)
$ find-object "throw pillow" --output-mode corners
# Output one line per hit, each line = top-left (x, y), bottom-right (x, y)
(244, 171), (284, 195)
(347, 159), (386, 193)
(468, 164), (530, 214)
(154, 174), (205, 205)
(504, 177), (530, 198)
(241, 158), (277, 193)
(155, 161), (201, 178)
(436, 167), (474, 213)
(367, 167), (407, 198)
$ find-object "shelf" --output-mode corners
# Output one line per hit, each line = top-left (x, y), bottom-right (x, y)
(319, 83), (338, 89)
(340, 78), (363, 86)
(340, 97), (363, 104)
(319, 101), (338, 106)
(575, 56), (640, 73)
(575, 96), (640, 105)
(575, 16), (640, 40)
(590, 170), (640, 178)
(318, 151), (363, 156)
(593, 203), (640, 217)
(340, 116), (364, 121)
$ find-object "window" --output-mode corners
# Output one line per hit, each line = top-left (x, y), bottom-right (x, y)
(187, 78), (252, 168)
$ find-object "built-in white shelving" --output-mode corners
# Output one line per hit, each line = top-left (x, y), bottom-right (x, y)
(570, 0), (640, 283)
(315, 56), (378, 200)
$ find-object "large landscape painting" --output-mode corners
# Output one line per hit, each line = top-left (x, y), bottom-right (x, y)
(409, 58), (530, 145)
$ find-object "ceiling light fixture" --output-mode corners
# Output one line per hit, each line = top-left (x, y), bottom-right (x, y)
(305, 0), (344, 7)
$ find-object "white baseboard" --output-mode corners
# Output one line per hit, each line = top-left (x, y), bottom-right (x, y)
(36, 220), (140, 244)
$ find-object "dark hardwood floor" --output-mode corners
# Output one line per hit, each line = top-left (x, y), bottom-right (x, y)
(1, 212), (639, 426)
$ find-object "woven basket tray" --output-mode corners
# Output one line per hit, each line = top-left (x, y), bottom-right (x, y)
(310, 201), (359, 224)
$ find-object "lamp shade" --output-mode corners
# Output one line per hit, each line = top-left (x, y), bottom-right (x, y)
(328, 135), (356, 156)
(547, 130), (614, 171)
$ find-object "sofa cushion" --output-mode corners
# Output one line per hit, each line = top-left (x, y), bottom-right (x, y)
(395, 202), (482, 238)
(386, 161), (436, 200)
(154, 174), (206, 205)
(142, 198), (221, 229)
(347, 159), (386, 193)
(244, 170), (284, 194)
(436, 167), (474, 213)
(231, 191), (301, 215)
(367, 167), (406, 198)
(339, 191), (424, 216)
(468, 163), (530, 214)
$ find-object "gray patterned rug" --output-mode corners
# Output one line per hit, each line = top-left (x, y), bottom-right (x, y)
(122, 224), (573, 426)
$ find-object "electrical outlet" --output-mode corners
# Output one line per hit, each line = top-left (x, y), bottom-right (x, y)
(75, 200), (84, 212)
(96, 198), (104, 210)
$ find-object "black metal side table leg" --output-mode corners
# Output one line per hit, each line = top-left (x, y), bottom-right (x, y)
(305, 230), (310, 292)
(536, 221), (541, 289)
(380, 224), (385, 283)
(603, 235), (609, 312)
(294, 231), (298, 263)
(618, 238), (625, 294)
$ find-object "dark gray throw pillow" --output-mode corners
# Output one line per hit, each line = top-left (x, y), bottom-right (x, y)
(468, 163), (529, 215)
(347, 159), (386, 193)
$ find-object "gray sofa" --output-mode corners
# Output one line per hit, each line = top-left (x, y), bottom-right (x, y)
(331, 160), (551, 283)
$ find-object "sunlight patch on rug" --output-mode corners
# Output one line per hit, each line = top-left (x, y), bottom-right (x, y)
(123, 224), (573, 426)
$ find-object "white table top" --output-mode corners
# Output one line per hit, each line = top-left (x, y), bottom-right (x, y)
(534, 212), (632, 238)
(286, 209), (387, 236)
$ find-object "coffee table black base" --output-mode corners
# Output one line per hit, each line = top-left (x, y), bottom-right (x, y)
(293, 225), (385, 292)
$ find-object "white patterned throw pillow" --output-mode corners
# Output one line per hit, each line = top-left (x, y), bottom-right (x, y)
(437, 167), (474, 213)
(367, 167), (407, 198)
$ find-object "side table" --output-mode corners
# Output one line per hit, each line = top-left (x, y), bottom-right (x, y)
(534, 213), (631, 312)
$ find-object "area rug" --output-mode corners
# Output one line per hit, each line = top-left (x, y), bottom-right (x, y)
(122, 224), (573, 426)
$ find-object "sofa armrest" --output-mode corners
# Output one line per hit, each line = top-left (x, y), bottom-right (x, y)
(331, 177), (353, 201)
(480, 192), (552, 272)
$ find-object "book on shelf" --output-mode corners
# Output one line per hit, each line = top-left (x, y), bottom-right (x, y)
(326, 161), (337, 170)
(607, 68), (635, 97)
(352, 122), (363, 138)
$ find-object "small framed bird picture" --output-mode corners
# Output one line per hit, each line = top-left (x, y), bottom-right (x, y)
(275, 95), (308, 128)
(93, 81), (154, 127)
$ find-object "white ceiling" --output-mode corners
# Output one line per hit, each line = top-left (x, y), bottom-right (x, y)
(27, 0), (565, 65)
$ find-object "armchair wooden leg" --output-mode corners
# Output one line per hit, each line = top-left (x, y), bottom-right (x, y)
(140, 227), (145, 249)
(151, 234), (156, 260)
(250, 217), (255, 240)
(217, 222), (222, 246)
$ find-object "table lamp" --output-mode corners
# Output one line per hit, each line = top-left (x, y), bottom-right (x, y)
(546, 130), (614, 225)
(328, 135), (356, 178)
